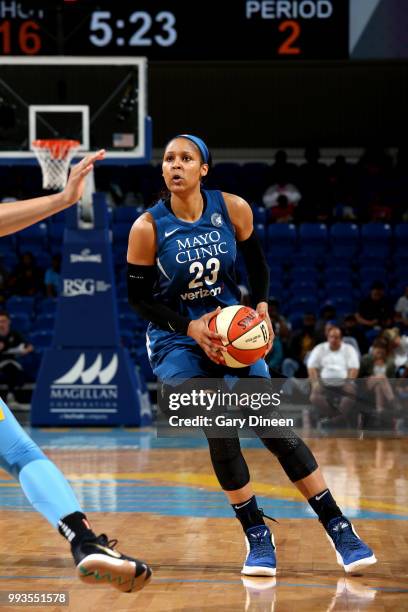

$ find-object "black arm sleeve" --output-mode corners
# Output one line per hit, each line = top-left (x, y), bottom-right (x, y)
(238, 230), (270, 306)
(127, 263), (191, 335)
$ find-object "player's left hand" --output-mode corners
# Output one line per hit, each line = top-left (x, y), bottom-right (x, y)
(61, 149), (106, 207)
(256, 302), (274, 355)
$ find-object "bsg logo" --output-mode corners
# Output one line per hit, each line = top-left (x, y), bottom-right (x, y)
(63, 278), (95, 297)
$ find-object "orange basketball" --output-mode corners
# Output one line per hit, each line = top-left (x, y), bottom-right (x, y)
(209, 305), (270, 368)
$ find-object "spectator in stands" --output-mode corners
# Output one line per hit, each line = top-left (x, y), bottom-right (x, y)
(394, 284), (408, 330)
(282, 312), (320, 379)
(268, 149), (298, 185)
(308, 326), (359, 428)
(263, 185), (301, 212)
(355, 281), (393, 331)
(268, 194), (296, 223)
(8, 252), (44, 297)
(382, 327), (408, 369)
(45, 254), (62, 298)
(342, 313), (368, 355)
(359, 337), (398, 425)
(0, 310), (33, 401)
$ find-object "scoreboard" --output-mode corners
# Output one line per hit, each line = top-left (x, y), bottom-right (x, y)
(0, 0), (349, 59)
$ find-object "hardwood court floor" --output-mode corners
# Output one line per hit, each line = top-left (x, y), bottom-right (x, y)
(0, 432), (407, 611)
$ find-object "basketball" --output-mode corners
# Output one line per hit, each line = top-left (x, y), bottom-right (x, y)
(209, 305), (270, 368)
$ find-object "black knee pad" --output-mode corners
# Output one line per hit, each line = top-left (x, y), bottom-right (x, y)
(207, 437), (250, 491)
(262, 436), (318, 482)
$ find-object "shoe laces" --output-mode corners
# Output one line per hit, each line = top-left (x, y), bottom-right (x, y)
(95, 534), (118, 550)
(259, 508), (278, 524)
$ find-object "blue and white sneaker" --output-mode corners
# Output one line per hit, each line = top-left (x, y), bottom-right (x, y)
(242, 525), (276, 576)
(326, 516), (377, 573)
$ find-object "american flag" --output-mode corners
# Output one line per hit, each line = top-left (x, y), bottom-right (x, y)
(113, 133), (135, 148)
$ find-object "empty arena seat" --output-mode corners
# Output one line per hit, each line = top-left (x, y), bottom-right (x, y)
(254, 223), (266, 243)
(252, 206), (267, 224)
(268, 223), (297, 246)
(207, 162), (241, 193)
(290, 267), (318, 283)
(394, 223), (408, 247)
(0, 253), (18, 271)
(298, 223), (328, 254)
(37, 298), (57, 315)
(6, 296), (35, 316)
(268, 281), (284, 298)
(329, 223), (360, 256)
(359, 267), (387, 284)
(33, 313), (55, 332)
(287, 311), (306, 330)
(29, 330), (53, 350)
(9, 313), (31, 334)
(240, 162), (270, 202)
(287, 296), (318, 314)
(327, 296), (355, 314)
(361, 223), (392, 252)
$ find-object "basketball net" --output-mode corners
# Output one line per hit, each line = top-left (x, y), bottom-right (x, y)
(32, 139), (80, 191)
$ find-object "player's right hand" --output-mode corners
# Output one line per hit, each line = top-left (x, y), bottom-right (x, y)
(187, 306), (228, 365)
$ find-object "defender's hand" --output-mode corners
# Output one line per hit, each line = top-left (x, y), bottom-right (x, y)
(61, 149), (106, 207)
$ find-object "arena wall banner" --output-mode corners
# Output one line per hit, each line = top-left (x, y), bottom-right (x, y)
(31, 195), (151, 426)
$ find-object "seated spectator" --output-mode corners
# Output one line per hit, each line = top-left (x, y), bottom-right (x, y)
(342, 313), (368, 354)
(0, 310), (33, 401)
(263, 184), (301, 211)
(45, 254), (62, 297)
(355, 281), (393, 331)
(359, 338), (398, 426)
(282, 312), (320, 379)
(8, 252), (44, 297)
(382, 327), (408, 369)
(269, 194), (296, 223)
(308, 326), (359, 428)
(394, 284), (408, 330)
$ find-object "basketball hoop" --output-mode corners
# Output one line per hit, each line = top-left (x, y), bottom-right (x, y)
(32, 139), (81, 191)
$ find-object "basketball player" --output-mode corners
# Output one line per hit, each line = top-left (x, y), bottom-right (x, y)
(0, 150), (151, 593)
(127, 135), (376, 576)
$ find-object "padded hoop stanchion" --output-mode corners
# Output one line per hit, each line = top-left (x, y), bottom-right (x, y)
(32, 139), (80, 191)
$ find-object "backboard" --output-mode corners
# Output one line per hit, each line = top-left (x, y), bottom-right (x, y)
(0, 56), (151, 164)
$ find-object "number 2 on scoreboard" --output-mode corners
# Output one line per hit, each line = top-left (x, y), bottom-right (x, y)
(278, 20), (301, 55)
